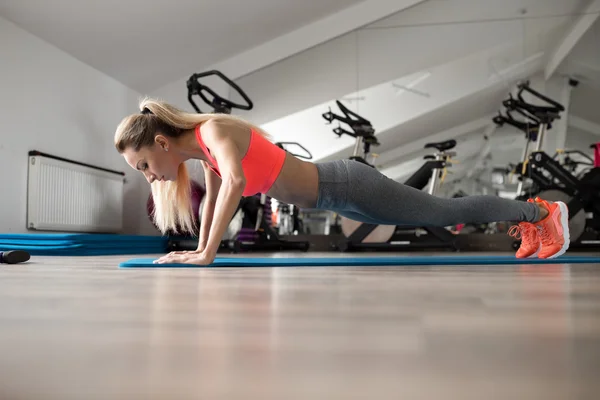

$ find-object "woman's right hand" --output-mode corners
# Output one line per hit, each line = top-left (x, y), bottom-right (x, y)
(166, 244), (205, 256)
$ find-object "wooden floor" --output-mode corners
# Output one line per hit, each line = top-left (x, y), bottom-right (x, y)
(1, 252), (600, 400)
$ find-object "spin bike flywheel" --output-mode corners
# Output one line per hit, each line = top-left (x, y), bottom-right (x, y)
(340, 217), (396, 243)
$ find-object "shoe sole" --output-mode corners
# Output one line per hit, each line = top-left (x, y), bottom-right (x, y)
(515, 242), (541, 259)
(527, 243), (542, 258)
(544, 201), (570, 259)
(0, 250), (31, 264)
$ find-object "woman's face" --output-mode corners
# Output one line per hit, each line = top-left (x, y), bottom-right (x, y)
(123, 137), (179, 183)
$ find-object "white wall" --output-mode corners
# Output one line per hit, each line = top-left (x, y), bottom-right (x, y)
(0, 15), (156, 235)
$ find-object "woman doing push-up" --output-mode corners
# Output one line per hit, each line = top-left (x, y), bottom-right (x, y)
(114, 98), (570, 265)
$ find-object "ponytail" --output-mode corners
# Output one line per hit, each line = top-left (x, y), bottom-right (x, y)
(149, 163), (196, 236)
(115, 97), (270, 235)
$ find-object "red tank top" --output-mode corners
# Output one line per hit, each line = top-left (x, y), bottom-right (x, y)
(195, 124), (286, 196)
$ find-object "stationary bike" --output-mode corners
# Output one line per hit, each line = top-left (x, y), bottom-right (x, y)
(272, 142), (314, 236)
(322, 99), (381, 167)
(168, 70), (309, 253)
(322, 100), (460, 252)
(493, 81), (600, 248)
(219, 141), (312, 253)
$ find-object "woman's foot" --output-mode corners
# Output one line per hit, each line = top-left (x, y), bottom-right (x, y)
(533, 198), (570, 259)
(510, 199), (541, 259)
(536, 203), (549, 222)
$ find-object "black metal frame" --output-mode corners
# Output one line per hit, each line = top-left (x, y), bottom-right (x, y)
(186, 70), (253, 114)
(28, 150), (125, 176)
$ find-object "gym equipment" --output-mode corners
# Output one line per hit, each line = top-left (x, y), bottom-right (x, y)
(0, 233), (168, 255)
(146, 179), (205, 236)
(0, 250), (30, 264)
(187, 70), (253, 114)
(273, 142), (313, 236)
(218, 141), (313, 252)
(119, 254), (600, 268)
(322, 101), (459, 252)
(553, 149), (595, 177)
(168, 70), (309, 253)
(493, 81), (600, 247)
(323, 100), (380, 167)
(217, 193), (310, 253)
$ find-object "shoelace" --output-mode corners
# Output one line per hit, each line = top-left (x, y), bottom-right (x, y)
(508, 223), (538, 242)
(537, 225), (553, 245)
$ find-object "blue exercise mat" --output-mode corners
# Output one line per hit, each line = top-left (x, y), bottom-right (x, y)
(119, 254), (600, 268)
(0, 239), (79, 246)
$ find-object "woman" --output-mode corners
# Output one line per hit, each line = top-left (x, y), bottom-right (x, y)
(114, 98), (570, 265)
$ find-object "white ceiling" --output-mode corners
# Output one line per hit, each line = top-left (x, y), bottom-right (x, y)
(254, 0), (597, 161)
(2, 0), (598, 190)
(0, 0), (364, 92)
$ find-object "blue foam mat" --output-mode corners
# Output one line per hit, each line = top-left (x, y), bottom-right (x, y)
(119, 254), (600, 268)
(0, 233), (168, 242)
(9, 247), (167, 256)
(0, 233), (169, 255)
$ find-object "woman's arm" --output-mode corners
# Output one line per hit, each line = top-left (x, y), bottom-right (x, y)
(155, 120), (246, 265)
(200, 122), (246, 260)
(196, 161), (221, 251)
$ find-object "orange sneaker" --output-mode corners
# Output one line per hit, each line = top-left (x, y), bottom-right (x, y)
(508, 199), (541, 258)
(533, 198), (570, 259)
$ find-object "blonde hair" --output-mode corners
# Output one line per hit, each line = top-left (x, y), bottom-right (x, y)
(114, 97), (271, 236)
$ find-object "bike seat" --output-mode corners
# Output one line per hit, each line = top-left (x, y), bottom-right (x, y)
(424, 139), (456, 152)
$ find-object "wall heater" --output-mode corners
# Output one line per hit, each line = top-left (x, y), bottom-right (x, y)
(27, 151), (125, 233)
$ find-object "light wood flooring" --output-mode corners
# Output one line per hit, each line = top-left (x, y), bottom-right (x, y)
(0, 252), (599, 400)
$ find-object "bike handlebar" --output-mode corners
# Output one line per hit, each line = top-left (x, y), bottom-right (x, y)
(322, 100), (376, 139)
(517, 81), (565, 112)
(275, 142), (313, 160)
(493, 108), (539, 135)
(186, 70), (253, 114)
(501, 81), (565, 123)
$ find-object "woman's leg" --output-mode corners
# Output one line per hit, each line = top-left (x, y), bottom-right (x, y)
(315, 159), (541, 227)
(314, 159), (568, 259)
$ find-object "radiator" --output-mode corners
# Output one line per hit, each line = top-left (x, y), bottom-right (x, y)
(27, 151), (125, 233)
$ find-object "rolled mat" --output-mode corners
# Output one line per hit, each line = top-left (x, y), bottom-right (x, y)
(0, 233), (169, 255)
(119, 254), (600, 268)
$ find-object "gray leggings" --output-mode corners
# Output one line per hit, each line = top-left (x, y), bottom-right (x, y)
(314, 159), (539, 226)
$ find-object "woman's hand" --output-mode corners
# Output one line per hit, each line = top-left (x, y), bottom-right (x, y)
(154, 249), (216, 266)
(161, 242), (205, 257)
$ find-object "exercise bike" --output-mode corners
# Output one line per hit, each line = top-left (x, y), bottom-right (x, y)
(219, 141), (312, 253)
(493, 81), (600, 248)
(322, 100), (380, 167)
(272, 142), (313, 236)
(168, 70), (310, 253)
(322, 100), (460, 252)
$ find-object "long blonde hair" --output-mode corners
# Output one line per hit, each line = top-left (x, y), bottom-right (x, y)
(114, 97), (271, 236)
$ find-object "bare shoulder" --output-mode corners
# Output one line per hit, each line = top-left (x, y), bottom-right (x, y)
(200, 118), (248, 139)
(198, 118), (224, 137)
(199, 117), (251, 153)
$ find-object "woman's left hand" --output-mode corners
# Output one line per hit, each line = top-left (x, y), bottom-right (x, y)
(153, 250), (216, 266)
